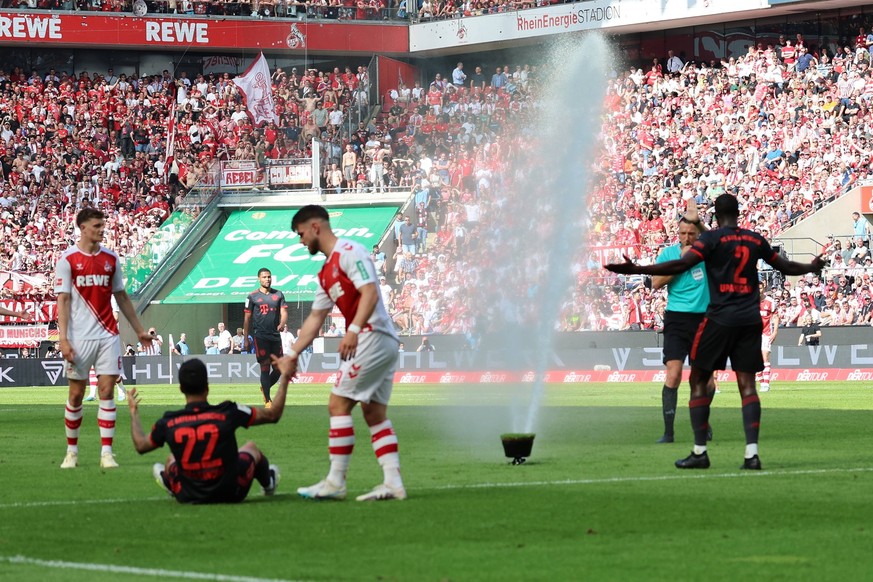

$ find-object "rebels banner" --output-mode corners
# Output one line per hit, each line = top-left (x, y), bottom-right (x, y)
(220, 160), (265, 189)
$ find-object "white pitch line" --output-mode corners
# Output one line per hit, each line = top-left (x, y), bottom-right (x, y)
(0, 493), (293, 511)
(0, 555), (304, 582)
(0, 496), (166, 510)
(426, 466), (873, 491)
(1, 468), (870, 511)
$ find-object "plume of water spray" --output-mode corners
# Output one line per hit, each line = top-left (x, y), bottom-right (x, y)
(458, 34), (611, 436)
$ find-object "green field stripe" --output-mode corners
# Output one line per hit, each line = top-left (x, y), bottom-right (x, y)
(0, 555), (306, 582)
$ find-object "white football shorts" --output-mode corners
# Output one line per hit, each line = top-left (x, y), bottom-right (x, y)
(332, 331), (400, 405)
(66, 336), (123, 380)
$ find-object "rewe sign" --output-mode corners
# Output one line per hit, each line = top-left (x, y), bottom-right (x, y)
(145, 20), (209, 44)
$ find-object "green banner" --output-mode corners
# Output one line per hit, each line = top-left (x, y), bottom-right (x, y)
(163, 206), (399, 304)
(123, 210), (197, 296)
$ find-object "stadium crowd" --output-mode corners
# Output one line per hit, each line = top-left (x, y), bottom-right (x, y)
(1, 0), (553, 20)
(373, 34), (873, 334)
(4, 29), (873, 342)
(585, 30), (873, 331)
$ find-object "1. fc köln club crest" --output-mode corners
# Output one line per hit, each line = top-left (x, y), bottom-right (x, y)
(286, 24), (306, 49)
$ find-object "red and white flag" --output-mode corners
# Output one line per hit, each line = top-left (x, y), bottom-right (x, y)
(232, 52), (278, 126)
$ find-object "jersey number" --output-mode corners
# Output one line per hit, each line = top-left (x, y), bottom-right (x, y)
(174, 424), (221, 470)
(733, 246), (750, 285)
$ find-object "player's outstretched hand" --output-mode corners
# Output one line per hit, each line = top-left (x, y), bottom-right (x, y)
(127, 388), (141, 414)
(604, 255), (638, 275)
(14, 310), (33, 322)
(271, 354), (297, 380)
(810, 254), (829, 274)
(137, 330), (153, 350)
(684, 197), (699, 224)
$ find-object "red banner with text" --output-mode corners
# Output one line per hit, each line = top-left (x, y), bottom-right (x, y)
(0, 300), (57, 324)
(0, 14), (408, 53)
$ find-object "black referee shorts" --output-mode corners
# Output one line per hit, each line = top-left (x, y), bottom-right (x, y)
(662, 311), (706, 364)
(690, 318), (764, 373)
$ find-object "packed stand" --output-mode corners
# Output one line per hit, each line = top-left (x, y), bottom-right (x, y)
(3, 0), (406, 20)
(585, 31), (873, 331)
(2, 0), (561, 20)
(372, 39), (873, 335)
(0, 62), (385, 304)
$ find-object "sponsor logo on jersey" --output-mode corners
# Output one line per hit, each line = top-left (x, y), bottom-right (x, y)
(356, 260), (369, 280)
(76, 274), (111, 287)
(328, 282), (344, 302)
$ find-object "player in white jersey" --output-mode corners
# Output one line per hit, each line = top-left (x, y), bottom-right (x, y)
(279, 205), (405, 501)
(55, 208), (152, 470)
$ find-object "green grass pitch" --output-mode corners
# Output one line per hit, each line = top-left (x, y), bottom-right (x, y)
(0, 381), (871, 581)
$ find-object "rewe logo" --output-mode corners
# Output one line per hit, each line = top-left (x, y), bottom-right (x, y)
(76, 274), (110, 287)
(42, 360), (65, 384)
(145, 21), (209, 44)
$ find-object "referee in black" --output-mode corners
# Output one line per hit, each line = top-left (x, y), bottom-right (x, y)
(651, 200), (716, 443)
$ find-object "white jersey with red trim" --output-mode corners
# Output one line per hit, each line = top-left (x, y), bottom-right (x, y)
(312, 238), (399, 341)
(760, 296), (777, 333)
(54, 245), (124, 340)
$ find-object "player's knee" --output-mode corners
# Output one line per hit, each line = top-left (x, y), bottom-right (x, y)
(361, 403), (387, 426)
(240, 441), (261, 460)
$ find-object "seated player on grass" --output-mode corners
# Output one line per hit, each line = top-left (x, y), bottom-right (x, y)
(127, 357), (293, 504)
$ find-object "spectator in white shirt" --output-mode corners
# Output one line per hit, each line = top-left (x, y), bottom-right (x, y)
(217, 322), (233, 354)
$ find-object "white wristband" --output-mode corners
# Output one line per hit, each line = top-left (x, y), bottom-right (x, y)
(288, 349), (298, 358)
(347, 324), (362, 335)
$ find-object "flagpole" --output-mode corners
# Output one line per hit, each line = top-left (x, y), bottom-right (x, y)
(165, 100), (177, 184)
(168, 333), (174, 384)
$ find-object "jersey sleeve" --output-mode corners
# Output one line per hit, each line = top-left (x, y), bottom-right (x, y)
(54, 253), (72, 295)
(757, 233), (779, 264)
(277, 291), (288, 310)
(148, 419), (167, 448)
(244, 293), (253, 313)
(689, 231), (714, 261)
(110, 253), (125, 294)
(339, 244), (378, 290)
(226, 401), (256, 429)
(311, 281), (334, 311)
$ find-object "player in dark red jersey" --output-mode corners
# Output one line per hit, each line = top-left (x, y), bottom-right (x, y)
(607, 194), (826, 470)
(242, 268), (288, 408)
(127, 357), (290, 504)
(280, 205), (405, 501)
